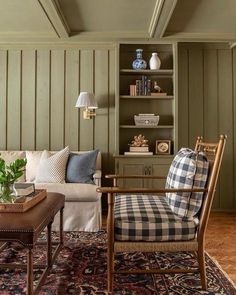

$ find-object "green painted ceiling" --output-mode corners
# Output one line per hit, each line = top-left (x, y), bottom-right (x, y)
(0, 0), (235, 42)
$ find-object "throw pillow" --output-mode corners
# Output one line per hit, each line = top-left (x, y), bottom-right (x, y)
(66, 150), (99, 184)
(25, 151), (43, 182)
(165, 148), (209, 218)
(35, 146), (69, 183)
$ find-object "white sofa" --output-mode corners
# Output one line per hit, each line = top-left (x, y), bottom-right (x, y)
(0, 150), (102, 232)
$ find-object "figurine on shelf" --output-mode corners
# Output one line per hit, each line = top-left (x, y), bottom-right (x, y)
(150, 81), (167, 96)
(153, 81), (163, 93)
(129, 134), (149, 147)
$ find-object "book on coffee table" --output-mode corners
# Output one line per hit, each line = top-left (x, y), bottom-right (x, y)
(14, 183), (35, 196)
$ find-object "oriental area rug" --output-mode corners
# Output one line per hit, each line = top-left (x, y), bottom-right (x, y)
(0, 231), (235, 295)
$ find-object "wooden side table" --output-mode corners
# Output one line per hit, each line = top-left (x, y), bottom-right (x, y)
(0, 192), (65, 295)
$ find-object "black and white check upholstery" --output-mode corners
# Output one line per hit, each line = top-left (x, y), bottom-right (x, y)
(114, 194), (198, 242)
(166, 148), (209, 218)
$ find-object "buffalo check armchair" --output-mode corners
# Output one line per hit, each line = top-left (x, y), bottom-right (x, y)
(97, 135), (226, 294)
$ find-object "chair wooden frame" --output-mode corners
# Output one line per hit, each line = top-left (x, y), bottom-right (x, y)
(97, 135), (227, 294)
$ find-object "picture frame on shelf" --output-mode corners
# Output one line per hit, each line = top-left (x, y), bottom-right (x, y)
(155, 140), (171, 155)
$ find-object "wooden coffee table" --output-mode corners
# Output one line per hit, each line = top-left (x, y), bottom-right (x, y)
(0, 192), (65, 295)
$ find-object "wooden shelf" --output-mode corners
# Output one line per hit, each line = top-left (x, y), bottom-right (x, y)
(115, 154), (174, 158)
(120, 69), (173, 75)
(120, 125), (173, 129)
(120, 95), (173, 100)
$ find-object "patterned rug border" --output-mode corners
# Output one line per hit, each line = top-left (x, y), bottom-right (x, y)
(206, 251), (236, 289)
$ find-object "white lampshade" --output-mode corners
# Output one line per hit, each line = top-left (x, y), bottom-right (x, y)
(75, 92), (98, 109)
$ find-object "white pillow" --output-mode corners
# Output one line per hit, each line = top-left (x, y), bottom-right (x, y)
(25, 151), (43, 182)
(35, 147), (69, 183)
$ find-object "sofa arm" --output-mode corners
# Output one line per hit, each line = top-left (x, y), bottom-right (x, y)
(93, 170), (102, 186)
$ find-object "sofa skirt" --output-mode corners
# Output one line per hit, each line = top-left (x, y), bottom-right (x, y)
(52, 198), (102, 232)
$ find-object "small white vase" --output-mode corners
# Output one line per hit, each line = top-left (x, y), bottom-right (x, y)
(149, 52), (161, 70)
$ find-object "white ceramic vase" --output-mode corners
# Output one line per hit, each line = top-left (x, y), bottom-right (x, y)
(149, 52), (161, 70)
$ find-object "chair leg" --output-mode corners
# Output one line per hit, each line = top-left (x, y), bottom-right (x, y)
(107, 246), (114, 294)
(198, 248), (207, 290)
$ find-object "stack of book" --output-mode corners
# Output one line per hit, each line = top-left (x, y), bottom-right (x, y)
(129, 76), (151, 96)
(14, 183), (35, 197)
(124, 146), (153, 156)
(130, 85), (136, 96)
(136, 76), (151, 96)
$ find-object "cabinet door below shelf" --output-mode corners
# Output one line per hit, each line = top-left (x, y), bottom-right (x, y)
(115, 157), (173, 188)
(149, 163), (171, 189)
(116, 159), (146, 188)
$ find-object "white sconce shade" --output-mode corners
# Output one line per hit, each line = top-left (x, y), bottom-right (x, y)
(75, 92), (98, 119)
(75, 92), (98, 109)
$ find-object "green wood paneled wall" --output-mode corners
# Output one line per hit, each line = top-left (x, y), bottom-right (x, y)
(1, 42), (236, 211)
(178, 43), (236, 211)
(0, 46), (116, 180)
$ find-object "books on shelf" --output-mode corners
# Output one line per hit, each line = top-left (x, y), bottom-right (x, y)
(129, 85), (137, 96)
(124, 152), (153, 156)
(129, 82), (168, 97)
(135, 76), (151, 96)
(14, 183), (35, 196)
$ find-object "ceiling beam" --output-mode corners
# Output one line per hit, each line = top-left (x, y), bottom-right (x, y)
(149, 0), (178, 39)
(230, 42), (236, 49)
(37, 0), (70, 38)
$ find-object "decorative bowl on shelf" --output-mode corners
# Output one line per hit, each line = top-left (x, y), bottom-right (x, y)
(134, 114), (160, 126)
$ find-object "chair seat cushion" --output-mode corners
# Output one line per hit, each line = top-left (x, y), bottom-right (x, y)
(114, 195), (199, 242)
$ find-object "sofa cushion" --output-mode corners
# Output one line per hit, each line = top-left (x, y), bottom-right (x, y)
(66, 149), (99, 184)
(34, 182), (100, 202)
(165, 148), (209, 218)
(25, 151), (43, 182)
(35, 147), (69, 183)
(0, 151), (26, 182)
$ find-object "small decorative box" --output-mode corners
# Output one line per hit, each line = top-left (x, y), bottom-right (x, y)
(134, 114), (160, 126)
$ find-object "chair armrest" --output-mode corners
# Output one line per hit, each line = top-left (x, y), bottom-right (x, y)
(93, 170), (102, 186)
(97, 187), (207, 194)
(105, 174), (166, 180)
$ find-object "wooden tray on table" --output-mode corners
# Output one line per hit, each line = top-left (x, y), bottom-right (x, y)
(0, 189), (47, 213)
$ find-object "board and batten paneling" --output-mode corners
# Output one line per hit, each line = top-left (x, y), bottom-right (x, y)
(22, 50), (36, 150)
(0, 46), (116, 178)
(0, 50), (7, 150)
(178, 43), (236, 211)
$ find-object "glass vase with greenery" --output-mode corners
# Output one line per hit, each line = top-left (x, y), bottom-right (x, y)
(0, 156), (27, 203)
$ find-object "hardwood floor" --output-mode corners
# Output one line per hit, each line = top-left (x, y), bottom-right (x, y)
(206, 212), (236, 284)
(102, 212), (236, 284)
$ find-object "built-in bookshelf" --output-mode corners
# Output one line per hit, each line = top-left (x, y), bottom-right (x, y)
(114, 42), (176, 187)
(117, 43), (175, 155)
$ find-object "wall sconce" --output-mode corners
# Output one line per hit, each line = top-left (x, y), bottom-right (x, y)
(75, 92), (98, 119)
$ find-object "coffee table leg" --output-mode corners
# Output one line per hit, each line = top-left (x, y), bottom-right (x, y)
(27, 248), (33, 295)
(47, 222), (52, 267)
(60, 207), (64, 245)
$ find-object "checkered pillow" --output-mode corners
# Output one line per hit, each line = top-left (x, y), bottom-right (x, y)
(165, 148), (209, 218)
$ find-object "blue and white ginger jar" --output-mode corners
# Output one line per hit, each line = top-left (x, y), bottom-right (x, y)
(132, 49), (147, 70)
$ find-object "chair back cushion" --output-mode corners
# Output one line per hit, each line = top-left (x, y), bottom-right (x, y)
(165, 148), (209, 218)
